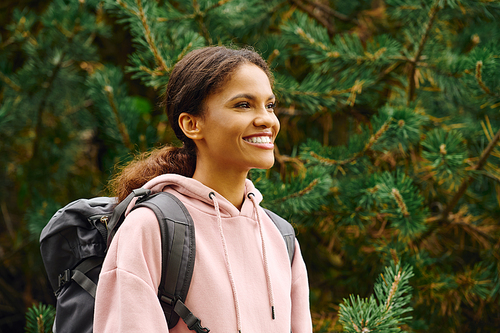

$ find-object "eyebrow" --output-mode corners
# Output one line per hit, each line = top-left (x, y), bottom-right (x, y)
(227, 93), (275, 102)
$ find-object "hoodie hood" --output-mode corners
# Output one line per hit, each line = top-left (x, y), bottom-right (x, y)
(125, 173), (263, 217)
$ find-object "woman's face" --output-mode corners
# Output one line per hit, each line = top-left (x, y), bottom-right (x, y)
(194, 63), (280, 173)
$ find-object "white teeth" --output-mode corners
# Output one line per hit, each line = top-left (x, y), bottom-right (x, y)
(244, 136), (272, 144)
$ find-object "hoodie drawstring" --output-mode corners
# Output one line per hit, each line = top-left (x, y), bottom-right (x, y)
(248, 193), (276, 321)
(209, 192), (242, 333)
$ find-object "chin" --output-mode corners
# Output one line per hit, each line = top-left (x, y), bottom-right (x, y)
(254, 160), (275, 170)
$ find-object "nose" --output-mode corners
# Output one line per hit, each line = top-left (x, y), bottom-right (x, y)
(253, 106), (280, 131)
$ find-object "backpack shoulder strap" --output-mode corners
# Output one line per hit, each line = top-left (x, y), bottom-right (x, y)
(132, 192), (209, 333)
(263, 209), (296, 264)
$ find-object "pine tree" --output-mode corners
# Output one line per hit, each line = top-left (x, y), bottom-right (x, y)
(1, 0), (500, 331)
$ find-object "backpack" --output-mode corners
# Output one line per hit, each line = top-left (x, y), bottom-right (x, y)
(40, 188), (295, 333)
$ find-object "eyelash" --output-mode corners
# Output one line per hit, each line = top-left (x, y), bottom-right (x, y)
(235, 102), (276, 110)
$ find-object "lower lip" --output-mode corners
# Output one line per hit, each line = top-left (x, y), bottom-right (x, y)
(243, 140), (274, 149)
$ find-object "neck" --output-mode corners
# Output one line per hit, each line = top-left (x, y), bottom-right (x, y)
(192, 161), (248, 210)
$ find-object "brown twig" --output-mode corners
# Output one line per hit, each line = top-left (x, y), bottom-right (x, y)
(384, 268), (403, 312)
(309, 118), (392, 166)
(407, 2), (441, 105)
(440, 127), (500, 221)
(206, 0), (233, 12)
(274, 145), (306, 177)
(136, 0), (169, 71)
(31, 53), (65, 160)
(104, 85), (134, 151)
(193, 0), (213, 44)
(290, 0), (335, 35)
(0, 71), (21, 92)
(273, 178), (320, 203)
(302, 0), (357, 24)
(475, 61), (491, 95)
(116, 0), (139, 17)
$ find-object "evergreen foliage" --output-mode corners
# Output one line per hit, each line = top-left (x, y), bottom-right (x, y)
(339, 261), (413, 333)
(1, 0), (500, 331)
(24, 303), (55, 333)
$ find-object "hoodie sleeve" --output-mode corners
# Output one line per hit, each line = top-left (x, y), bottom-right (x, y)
(94, 208), (168, 333)
(290, 239), (313, 333)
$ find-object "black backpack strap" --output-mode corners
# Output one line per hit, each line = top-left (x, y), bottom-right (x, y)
(264, 209), (296, 264)
(56, 256), (103, 297)
(133, 192), (209, 333)
(107, 188), (151, 246)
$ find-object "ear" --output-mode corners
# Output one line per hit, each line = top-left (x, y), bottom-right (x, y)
(178, 113), (203, 140)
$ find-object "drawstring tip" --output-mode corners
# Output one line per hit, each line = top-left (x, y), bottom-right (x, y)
(271, 306), (275, 320)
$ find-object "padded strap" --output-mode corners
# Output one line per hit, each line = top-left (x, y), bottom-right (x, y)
(132, 192), (197, 330)
(107, 188), (151, 246)
(264, 209), (296, 264)
(174, 299), (210, 333)
(164, 221), (186, 296)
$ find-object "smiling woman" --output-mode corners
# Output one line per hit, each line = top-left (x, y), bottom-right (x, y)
(96, 46), (313, 333)
(183, 63), (280, 208)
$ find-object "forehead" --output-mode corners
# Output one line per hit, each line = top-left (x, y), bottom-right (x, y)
(213, 63), (273, 100)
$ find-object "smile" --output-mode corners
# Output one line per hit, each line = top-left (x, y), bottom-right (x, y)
(243, 136), (272, 144)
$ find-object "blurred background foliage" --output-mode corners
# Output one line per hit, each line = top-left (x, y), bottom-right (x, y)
(1, 0), (500, 332)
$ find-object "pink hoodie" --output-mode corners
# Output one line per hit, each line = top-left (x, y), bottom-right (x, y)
(94, 174), (312, 333)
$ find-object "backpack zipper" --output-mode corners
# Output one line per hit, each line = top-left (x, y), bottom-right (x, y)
(88, 215), (110, 229)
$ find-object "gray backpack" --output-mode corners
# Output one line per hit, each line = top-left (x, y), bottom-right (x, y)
(40, 188), (295, 333)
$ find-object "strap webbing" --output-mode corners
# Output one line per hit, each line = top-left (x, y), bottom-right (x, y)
(56, 257), (103, 297)
(72, 269), (97, 298)
(174, 299), (210, 333)
(74, 256), (103, 274)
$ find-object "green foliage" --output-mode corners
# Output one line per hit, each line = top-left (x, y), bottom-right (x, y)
(2, 0), (500, 331)
(339, 261), (413, 333)
(24, 303), (55, 333)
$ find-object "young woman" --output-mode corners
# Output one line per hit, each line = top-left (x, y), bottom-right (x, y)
(94, 46), (312, 333)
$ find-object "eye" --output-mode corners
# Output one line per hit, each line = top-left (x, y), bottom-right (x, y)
(235, 102), (250, 109)
(266, 102), (276, 111)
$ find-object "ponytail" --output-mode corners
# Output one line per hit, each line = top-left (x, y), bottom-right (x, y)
(109, 145), (196, 202)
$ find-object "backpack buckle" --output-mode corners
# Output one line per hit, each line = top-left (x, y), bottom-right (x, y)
(58, 269), (72, 288)
(188, 320), (210, 333)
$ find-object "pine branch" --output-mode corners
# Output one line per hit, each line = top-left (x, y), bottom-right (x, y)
(31, 53), (66, 161)
(0, 71), (21, 92)
(383, 267), (402, 312)
(273, 178), (319, 202)
(0, 200), (15, 240)
(206, 0), (233, 12)
(475, 61), (491, 95)
(407, 1), (441, 105)
(391, 188), (410, 217)
(138, 65), (166, 77)
(104, 85), (133, 151)
(116, 0), (137, 16)
(136, 0), (169, 71)
(309, 118), (392, 166)
(193, 0), (212, 44)
(302, 0), (356, 24)
(290, 0), (335, 35)
(441, 126), (500, 221)
(274, 145), (306, 175)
